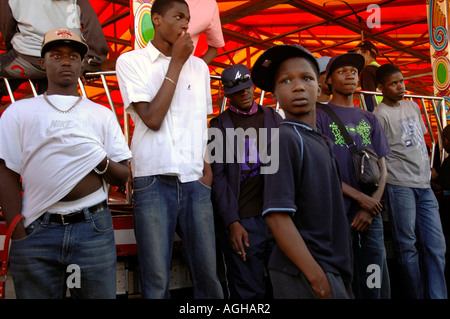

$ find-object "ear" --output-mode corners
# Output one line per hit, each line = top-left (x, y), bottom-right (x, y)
(317, 82), (322, 98)
(326, 77), (332, 91)
(377, 83), (383, 93)
(39, 57), (46, 71)
(152, 12), (161, 27)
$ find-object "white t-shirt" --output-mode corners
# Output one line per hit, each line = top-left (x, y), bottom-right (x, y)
(0, 95), (132, 227)
(374, 100), (430, 188)
(9, 0), (82, 57)
(116, 41), (212, 182)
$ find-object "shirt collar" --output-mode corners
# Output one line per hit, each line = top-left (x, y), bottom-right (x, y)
(227, 101), (258, 115)
(146, 41), (170, 63)
(281, 118), (317, 132)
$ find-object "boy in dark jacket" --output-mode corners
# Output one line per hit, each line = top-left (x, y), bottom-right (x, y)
(209, 64), (282, 298)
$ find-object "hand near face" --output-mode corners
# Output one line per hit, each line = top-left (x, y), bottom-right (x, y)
(172, 31), (194, 64)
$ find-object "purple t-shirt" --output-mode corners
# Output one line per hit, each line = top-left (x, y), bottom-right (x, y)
(316, 103), (391, 213)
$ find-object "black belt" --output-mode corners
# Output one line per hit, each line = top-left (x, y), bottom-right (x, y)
(40, 200), (108, 225)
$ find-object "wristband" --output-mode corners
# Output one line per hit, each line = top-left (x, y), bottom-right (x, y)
(164, 76), (177, 86)
(94, 157), (109, 175)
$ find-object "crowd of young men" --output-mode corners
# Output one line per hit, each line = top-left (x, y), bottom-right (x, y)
(0, 0), (447, 300)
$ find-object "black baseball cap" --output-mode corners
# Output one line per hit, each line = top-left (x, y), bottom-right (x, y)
(325, 53), (365, 79)
(251, 44), (319, 93)
(221, 64), (254, 95)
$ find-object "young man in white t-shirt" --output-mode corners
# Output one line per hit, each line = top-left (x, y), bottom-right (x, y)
(116, 0), (223, 299)
(0, 29), (132, 298)
(374, 63), (447, 299)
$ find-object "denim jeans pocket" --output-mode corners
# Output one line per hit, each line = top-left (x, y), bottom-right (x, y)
(133, 175), (158, 192)
(197, 179), (212, 190)
(11, 218), (43, 243)
(90, 209), (114, 233)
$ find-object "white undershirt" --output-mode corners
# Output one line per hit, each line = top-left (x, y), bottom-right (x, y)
(46, 186), (107, 214)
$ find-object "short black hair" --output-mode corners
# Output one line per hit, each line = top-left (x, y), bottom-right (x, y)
(376, 63), (402, 85)
(151, 0), (188, 17)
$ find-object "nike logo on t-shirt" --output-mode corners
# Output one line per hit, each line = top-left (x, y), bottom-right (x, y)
(45, 120), (77, 137)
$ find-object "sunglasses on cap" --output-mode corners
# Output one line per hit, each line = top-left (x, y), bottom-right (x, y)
(224, 74), (251, 88)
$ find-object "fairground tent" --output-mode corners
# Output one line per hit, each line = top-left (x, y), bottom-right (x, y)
(0, 0), (446, 130)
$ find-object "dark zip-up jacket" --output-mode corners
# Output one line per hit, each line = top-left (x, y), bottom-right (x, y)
(208, 104), (283, 227)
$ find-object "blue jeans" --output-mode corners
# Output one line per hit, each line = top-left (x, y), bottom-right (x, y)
(348, 208), (391, 299)
(10, 207), (117, 299)
(132, 175), (223, 299)
(384, 184), (447, 299)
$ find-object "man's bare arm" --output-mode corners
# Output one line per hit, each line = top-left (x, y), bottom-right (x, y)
(0, 160), (26, 239)
(265, 212), (332, 299)
(133, 32), (193, 131)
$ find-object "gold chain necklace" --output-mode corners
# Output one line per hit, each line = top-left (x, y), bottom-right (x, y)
(43, 92), (82, 114)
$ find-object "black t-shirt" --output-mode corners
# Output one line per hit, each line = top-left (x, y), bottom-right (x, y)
(229, 108), (265, 219)
(262, 119), (353, 283)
